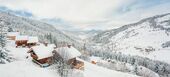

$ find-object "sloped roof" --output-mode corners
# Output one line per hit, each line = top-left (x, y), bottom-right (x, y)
(15, 36), (28, 41)
(48, 44), (56, 48)
(55, 46), (81, 61)
(7, 32), (19, 36)
(32, 45), (54, 60)
(27, 36), (39, 43)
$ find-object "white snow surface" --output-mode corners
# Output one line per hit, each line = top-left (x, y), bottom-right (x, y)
(0, 61), (58, 77)
(0, 40), (140, 77)
(147, 48), (170, 64)
(15, 35), (28, 40)
(90, 14), (170, 64)
(90, 56), (101, 62)
(31, 45), (54, 60)
(55, 46), (81, 61)
(7, 32), (19, 36)
(27, 36), (39, 43)
(82, 58), (139, 77)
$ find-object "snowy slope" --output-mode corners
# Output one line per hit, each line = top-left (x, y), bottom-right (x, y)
(0, 61), (58, 77)
(62, 30), (102, 42)
(0, 12), (81, 47)
(89, 13), (170, 63)
(83, 59), (139, 77)
(0, 40), (139, 77)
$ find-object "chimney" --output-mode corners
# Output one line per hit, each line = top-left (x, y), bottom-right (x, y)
(68, 45), (71, 48)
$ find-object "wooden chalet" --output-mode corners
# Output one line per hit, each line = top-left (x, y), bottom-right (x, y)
(53, 45), (84, 70)
(15, 36), (28, 47)
(7, 32), (19, 40)
(28, 45), (54, 67)
(27, 36), (39, 47)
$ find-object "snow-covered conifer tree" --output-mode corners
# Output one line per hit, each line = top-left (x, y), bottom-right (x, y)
(0, 19), (11, 64)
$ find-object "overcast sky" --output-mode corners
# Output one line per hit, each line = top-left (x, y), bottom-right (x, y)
(0, 0), (170, 30)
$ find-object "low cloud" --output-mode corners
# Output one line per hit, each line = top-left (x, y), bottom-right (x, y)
(0, 0), (170, 30)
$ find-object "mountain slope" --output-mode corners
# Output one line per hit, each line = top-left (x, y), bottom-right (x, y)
(89, 13), (170, 61)
(62, 30), (102, 41)
(0, 12), (81, 47)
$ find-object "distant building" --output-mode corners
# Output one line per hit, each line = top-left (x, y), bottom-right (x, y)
(28, 45), (54, 67)
(15, 36), (28, 47)
(7, 32), (19, 40)
(53, 45), (84, 70)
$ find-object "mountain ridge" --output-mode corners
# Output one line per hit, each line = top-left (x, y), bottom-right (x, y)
(90, 13), (170, 44)
(0, 12), (82, 48)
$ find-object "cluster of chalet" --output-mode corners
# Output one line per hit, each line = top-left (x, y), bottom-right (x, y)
(7, 32), (39, 48)
(7, 32), (84, 70)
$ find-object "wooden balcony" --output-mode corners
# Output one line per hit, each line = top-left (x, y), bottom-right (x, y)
(71, 60), (84, 70)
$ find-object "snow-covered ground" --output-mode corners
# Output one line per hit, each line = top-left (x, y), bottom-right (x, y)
(147, 48), (170, 64)
(0, 40), (139, 77)
(0, 61), (58, 77)
(89, 13), (170, 64)
(83, 60), (139, 77)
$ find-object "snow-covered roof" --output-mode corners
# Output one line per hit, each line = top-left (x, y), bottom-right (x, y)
(32, 45), (54, 60)
(90, 56), (101, 62)
(7, 32), (19, 36)
(48, 44), (56, 48)
(55, 46), (81, 61)
(27, 36), (39, 43)
(15, 36), (28, 41)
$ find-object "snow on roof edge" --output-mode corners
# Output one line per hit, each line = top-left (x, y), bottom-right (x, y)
(55, 46), (81, 61)
(31, 45), (54, 60)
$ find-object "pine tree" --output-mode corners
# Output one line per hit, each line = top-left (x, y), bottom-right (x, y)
(8, 27), (13, 32)
(0, 20), (7, 48)
(154, 63), (159, 73)
(53, 46), (71, 77)
(0, 20), (10, 64)
(134, 64), (138, 75)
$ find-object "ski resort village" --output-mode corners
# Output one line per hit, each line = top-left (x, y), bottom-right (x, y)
(1, 0), (170, 77)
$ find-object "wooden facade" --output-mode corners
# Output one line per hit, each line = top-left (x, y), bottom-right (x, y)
(29, 49), (52, 65)
(7, 36), (16, 40)
(15, 40), (28, 47)
(7, 32), (19, 40)
(53, 51), (84, 70)
(27, 43), (37, 48)
(68, 58), (84, 70)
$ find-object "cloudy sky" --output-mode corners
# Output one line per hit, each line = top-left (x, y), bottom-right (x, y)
(0, 0), (170, 30)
